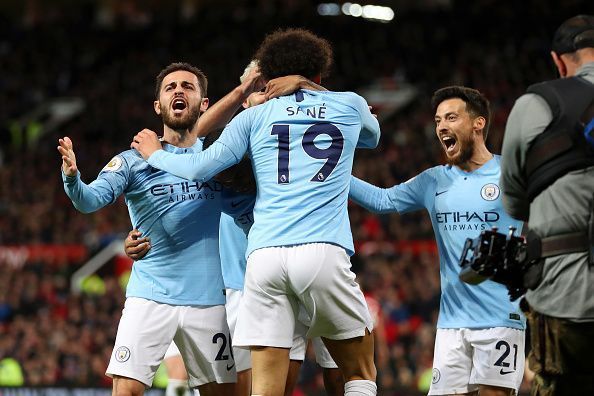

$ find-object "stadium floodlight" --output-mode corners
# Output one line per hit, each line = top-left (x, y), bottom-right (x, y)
(341, 2), (352, 15)
(318, 2), (395, 23)
(317, 3), (341, 16)
(362, 5), (395, 22)
(349, 3), (363, 17)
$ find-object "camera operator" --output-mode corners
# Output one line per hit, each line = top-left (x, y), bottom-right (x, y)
(500, 14), (594, 396)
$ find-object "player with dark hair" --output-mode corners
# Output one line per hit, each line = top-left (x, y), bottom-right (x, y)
(132, 28), (380, 396)
(58, 61), (269, 396)
(254, 28), (333, 82)
(127, 63), (344, 396)
(155, 62), (209, 103)
(349, 86), (525, 396)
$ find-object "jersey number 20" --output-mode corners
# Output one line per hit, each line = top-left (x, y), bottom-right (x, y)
(271, 122), (344, 184)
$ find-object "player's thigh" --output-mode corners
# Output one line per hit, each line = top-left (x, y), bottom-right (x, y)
(225, 288), (251, 372)
(321, 329), (376, 381)
(164, 341), (181, 360)
(197, 381), (234, 396)
(235, 369), (252, 396)
(469, 327), (524, 393)
(176, 305), (236, 387)
(234, 247), (298, 349)
(164, 353), (187, 380)
(106, 297), (179, 387)
(428, 328), (475, 395)
(284, 359), (303, 396)
(288, 243), (373, 340)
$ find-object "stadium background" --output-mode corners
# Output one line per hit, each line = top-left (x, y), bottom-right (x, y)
(1, 0), (593, 394)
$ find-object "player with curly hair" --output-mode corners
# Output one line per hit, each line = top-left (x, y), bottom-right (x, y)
(132, 28), (380, 396)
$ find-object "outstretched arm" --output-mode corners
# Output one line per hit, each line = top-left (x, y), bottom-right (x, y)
(58, 137), (126, 213)
(349, 177), (399, 213)
(349, 172), (432, 214)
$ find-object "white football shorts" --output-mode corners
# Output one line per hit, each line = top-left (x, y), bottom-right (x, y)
(106, 297), (236, 387)
(225, 288), (251, 372)
(429, 327), (525, 395)
(311, 337), (338, 369)
(228, 288), (335, 366)
(234, 243), (373, 350)
(291, 304), (338, 368)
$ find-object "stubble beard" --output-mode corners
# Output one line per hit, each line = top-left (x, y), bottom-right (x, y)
(445, 134), (475, 167)
(161, 103), (201, 132)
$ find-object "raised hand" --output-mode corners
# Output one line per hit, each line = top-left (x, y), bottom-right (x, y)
(239, 60), (266, 95)
(58, 136), (78, 177)
(131, 129), (162, 160)
(124, 229), (151, 260)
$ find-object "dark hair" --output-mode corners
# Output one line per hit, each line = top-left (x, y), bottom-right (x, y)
(254, 28), (333, 80)
(203, 131), (256, 194)
(552, 14), (594, 55)
(431, 86), (491, 141)
(155, 62), (208, 99)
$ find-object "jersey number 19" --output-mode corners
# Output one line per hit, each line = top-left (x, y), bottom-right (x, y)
(271, 122), (344, 184)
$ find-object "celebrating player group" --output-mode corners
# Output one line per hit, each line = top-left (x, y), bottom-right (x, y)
(60, 28), (526, 396)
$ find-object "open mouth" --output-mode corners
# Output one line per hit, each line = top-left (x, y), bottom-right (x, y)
(172, 98), (187, 114)
(442, 135), (457, 154)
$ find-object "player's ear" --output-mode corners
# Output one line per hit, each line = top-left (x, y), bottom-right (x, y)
(473, 116), (486, 134)
(200, 98), (209, 113)
(154, 100), (161, 115)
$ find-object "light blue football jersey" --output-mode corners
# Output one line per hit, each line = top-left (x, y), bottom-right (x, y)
(62, 140), (227, 306)
(219, 193), (255, 291)
(148, 90), (380, 257)
(349, 156), (525, 330)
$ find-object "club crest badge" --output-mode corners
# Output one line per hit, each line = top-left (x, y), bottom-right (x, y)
(480, 183), (500, 201)
(432, 368), (441, 384)
(115, 346), (131, 362)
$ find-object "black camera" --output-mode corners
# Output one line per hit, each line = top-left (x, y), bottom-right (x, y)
(458, 227), (532, 301)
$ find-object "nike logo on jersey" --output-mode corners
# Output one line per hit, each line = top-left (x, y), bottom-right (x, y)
(500, 369), (514, 375)
(231, 200), (246, 208)
(435, 190), (448, 196)
(226, 363), (235, 371)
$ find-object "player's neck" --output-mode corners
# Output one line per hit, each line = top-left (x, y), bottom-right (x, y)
(162, 127), (198, 148)
(458, 143), (493, 172)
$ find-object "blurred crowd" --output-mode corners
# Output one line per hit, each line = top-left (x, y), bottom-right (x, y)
(0, 258), (121, 387)
(0, 0), (588, 393)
